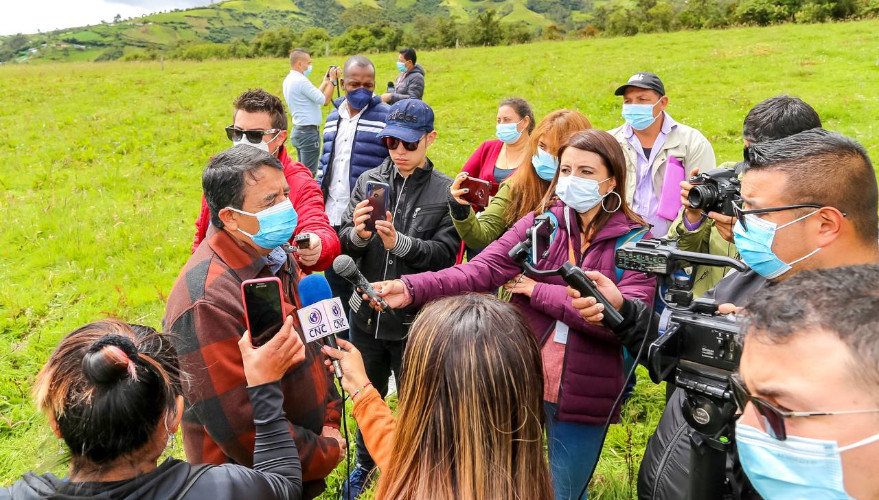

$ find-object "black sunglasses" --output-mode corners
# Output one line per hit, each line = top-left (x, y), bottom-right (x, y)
(732, 201), (823, 232)
(225, 126), (281, 144)
(382, 135), (424, 152)
(728, 374), (879, 441)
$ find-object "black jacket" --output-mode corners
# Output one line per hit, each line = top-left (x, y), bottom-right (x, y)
(612, 269), (767, 500)
(388, 64), (425, 103)
(0, 383), (303, 500)
(339, 157), (460, 340)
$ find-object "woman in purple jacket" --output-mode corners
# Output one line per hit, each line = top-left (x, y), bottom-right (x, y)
(367, 129), (655, 500)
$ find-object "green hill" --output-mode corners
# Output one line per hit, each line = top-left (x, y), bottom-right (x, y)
(4, 0), (559, 63)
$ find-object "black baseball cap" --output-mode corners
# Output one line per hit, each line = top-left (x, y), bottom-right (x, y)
(614, 72), (665, 96)
(378, 99), (435, 143)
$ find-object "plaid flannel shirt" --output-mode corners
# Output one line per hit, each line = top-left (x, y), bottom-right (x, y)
(163, 226), (342, 498)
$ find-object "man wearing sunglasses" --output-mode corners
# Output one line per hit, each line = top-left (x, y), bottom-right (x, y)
(734, 265), (879, 500)
(569, 128), (879, 499)
(337, 99), (460, 497)
(192, 89), (340, 273)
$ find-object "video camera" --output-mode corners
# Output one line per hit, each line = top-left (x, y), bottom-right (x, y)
(688, 168), (742, 217)
(615, 238), (747, 498)
(615, 238), (746, 430)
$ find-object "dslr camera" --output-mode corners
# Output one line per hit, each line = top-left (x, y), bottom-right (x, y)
(687, 168), (742, 217)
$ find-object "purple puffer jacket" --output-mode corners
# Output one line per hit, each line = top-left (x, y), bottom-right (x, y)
(402, 202), (656, 424)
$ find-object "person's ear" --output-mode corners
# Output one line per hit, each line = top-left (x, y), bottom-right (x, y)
(48, 413), (62, 439)
(219, 207), (239, 231)
(339, 78), (345, 90)
(275, 130), (288, 147)
(425, 130), (438, 148)
(520, 116), (531, 133)
(169, 396), (184, 433)
(815, 207), (846, 248)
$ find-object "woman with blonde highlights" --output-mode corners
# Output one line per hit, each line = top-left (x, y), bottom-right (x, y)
(323, 294), (553, 500)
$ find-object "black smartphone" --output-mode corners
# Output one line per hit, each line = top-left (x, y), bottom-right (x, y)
(531, 214), (555, 264)
(365, 181), (390, 232)
(386, 81), (394, 94)
(241, 277), (285, 347)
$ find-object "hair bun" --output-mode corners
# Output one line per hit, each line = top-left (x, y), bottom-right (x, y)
(82, 334), (138, 385)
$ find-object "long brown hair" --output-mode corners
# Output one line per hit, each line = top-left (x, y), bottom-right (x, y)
(539, 129), (647, 238)
(374, 294), (552, 500)
(503, 109), (592, 226)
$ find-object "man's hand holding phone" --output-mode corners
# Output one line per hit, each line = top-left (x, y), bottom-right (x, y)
(294, 233), (322, 267)
(352, 199), (374, 240)
(375, 211), (397, 250)
(238, 316), (306, 387)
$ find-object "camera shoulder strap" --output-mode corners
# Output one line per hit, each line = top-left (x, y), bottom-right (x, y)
(614, 227), (650, 282)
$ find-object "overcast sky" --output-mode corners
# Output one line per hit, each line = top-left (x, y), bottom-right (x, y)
(0, 0), (215, 36)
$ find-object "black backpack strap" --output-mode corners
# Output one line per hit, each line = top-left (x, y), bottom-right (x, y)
(173, 464), (215, 500)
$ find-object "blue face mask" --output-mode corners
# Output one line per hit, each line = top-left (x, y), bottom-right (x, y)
(396, 61), (407, 72)
(304, 64), (313, 76)
(531, 148), (558, 181)
(555, 175), (612, 213)
(736, 423), (879, 500)
(227, 198), (298, 250)
(346, 87), (372, 111)
(733, 211), (820, 279)
(621, 100), (661, 130)
(495, 120), (523, 144)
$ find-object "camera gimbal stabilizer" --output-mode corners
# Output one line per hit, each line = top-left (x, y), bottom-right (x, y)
(507, 214), (624, 328)
(615, 237), (749, 500)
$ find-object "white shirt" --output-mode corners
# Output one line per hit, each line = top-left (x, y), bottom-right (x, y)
(282, 70), (325, 127)
(326, 101), (365, 225)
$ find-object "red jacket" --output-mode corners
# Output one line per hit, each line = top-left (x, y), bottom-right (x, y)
(461, 139), (505, 195)
(192, 146), (340, 272)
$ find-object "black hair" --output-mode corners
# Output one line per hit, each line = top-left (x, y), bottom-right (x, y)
(742, 95), (821, 144)
(747, 128), (878, 242)
(399, 47), (417, 65)
(499, 97), (535, 134)
(343, 55), (376, 76)
(203, 145), (284, 229)
(233, 88), (287, 132)
(743, 265), (879, 390)
(35, 320), (182, 468)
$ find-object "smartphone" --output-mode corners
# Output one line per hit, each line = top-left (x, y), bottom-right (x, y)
(459, 177), (491, 207)
(531, 214), (556, 264)
(241, 277), (285, 347)
(386, 81), (395, 94)
(294, 233), (312, 250)
(365, 181), (390, 232)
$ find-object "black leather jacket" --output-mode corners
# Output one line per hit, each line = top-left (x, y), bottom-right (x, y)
(339, 157), (460, 340)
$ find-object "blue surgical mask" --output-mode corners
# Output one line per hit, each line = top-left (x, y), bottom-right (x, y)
(736, 423), (879, 500)
(227, 198), (298, 250)
(531, 148), (558, 181)
(346, 87), (372, 111)
(496, 120), (523, 144)
(396, 61), (407, 72)
(304, 64), (313, 76)
(733, 211), (820, 279)
(555, 176), (612, 213)
(622, 100), (661, 130)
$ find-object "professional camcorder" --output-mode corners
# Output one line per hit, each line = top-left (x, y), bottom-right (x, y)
(615, 238), (747, 499)
(688, 168), (742, 217)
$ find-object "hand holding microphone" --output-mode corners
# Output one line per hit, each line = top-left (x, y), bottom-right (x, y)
(321, 339), (370, 396)
(332, 255), (413, 312)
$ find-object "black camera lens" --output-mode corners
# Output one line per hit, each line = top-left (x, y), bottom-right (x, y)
(688, 185), (717, 210)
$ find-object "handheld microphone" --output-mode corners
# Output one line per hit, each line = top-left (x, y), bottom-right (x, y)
(298, 274), (345, 379)
(332, 255), (391, 311)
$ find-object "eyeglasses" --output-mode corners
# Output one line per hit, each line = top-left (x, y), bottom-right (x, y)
(382, 135), (424, 152)
(732, 201), (823, 232)
(225, 126), (282, 144)
(728, 374), (879, 441)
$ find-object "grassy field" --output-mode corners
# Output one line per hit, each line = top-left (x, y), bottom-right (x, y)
(2, 18), (878, 498)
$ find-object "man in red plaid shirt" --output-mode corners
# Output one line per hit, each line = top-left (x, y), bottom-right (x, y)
(164, 146), (344, 499)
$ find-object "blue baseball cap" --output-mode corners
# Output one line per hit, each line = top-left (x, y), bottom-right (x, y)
(378, 99), (434, 143)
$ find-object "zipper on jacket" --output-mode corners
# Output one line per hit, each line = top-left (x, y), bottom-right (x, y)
(374, 174), (408, 339)
(651, 418), (691, 500)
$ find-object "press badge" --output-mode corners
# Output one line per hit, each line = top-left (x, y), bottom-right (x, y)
(554, 321), (569, 344)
